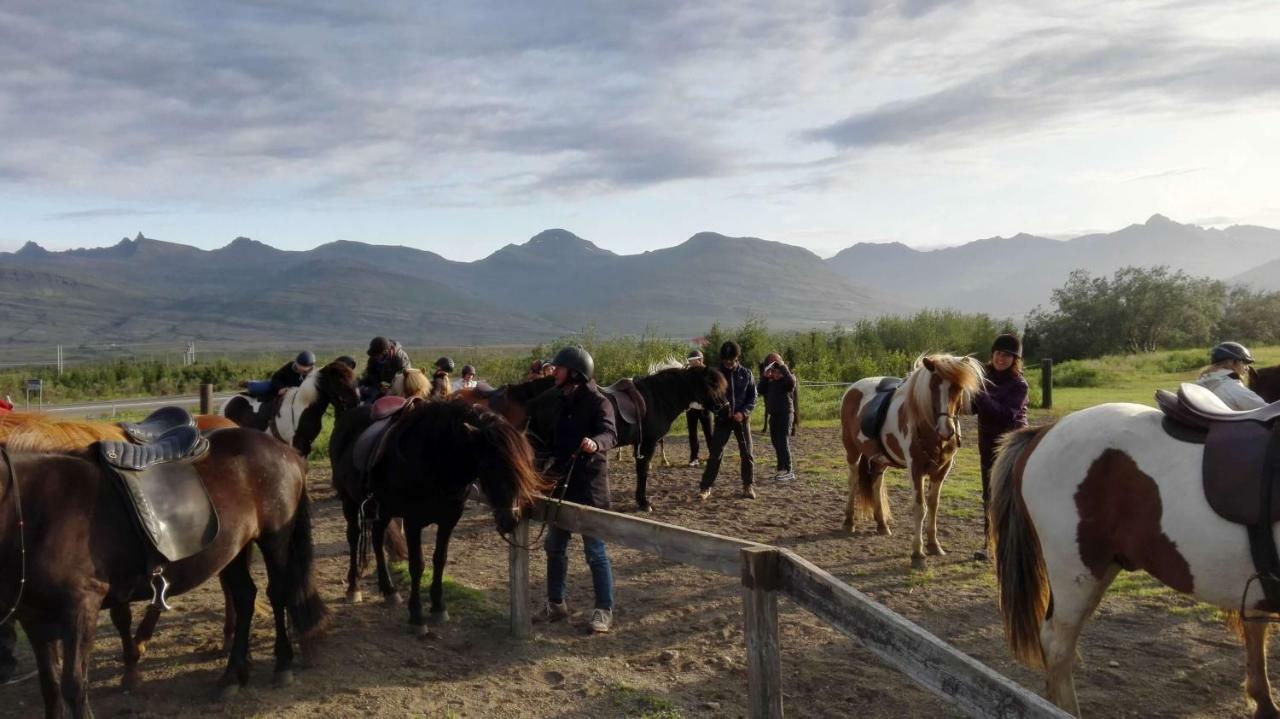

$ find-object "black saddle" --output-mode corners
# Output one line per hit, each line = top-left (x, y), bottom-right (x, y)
(120, 406), (196, 444)
(1158, 383), (1280, 610)
(602, 378), (646, 428)
(99, 425), (217, 564)
(860, 377), (903, 446)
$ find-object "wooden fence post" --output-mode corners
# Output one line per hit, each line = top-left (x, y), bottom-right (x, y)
(199, 383), (213, 415)
(741, 547), (783, 719)
(1040, 359), (1053, 410)
(509, 519), (532, 639)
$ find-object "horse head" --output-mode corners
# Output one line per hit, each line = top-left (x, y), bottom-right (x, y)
(462, 405), (549, 534)
(914, 354), (985, 442)
(690, 364), (729, 413)
(316, 360), (360, 416)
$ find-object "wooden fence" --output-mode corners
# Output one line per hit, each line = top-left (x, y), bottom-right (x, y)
(507, 497), (1069, 719)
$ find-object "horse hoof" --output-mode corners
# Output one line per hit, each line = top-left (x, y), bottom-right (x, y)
(384, 592), (402, 606)
(910, 554), (927, 571)
(409, 623), (431, 637)
(876, 525), (892, 536)
(926, 543), (946, 556)
(637, 502), (653, 513)
(274, 670), (294, 688)
(346, 590), (363, 604)
(121, 669), (142, 693)
(428, 610), (450, 626)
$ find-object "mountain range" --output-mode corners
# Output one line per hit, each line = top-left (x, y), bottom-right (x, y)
(2, 215), (1277, 348)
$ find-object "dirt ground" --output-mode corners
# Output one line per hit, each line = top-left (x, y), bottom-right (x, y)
(0, 418), (1267, 718)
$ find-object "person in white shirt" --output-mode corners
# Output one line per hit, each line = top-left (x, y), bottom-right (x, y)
(1196, 341), (1267, 410)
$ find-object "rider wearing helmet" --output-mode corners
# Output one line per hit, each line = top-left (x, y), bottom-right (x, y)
(268, 351), (317, 396)
(1197, 341), (1266, 410)
(359, 336), (412, 401)
(458, 364), (480, 390)
(535, 346), (618, 634)
(698, 340), (758, 500)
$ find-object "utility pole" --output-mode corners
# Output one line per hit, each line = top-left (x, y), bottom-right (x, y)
(56, 345), (63, 376)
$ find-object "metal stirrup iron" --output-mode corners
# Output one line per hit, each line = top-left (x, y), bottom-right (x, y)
(150, 568), (172, 611)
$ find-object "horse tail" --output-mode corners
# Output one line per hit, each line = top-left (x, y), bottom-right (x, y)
(990, 423), (1052, 670)
(854, 457), (882, 522)
(285, 490), (330, 641)
(383, 519), (409, 562)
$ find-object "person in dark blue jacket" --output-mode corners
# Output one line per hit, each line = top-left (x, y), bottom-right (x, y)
(535, 346), (619, 634)
(698, 341), (757, 500)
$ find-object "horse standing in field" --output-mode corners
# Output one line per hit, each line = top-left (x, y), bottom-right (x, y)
(0, 428), (327, 717)
(838, 354), (984, 568)
(220, 359), (359, 454)
(329, 400), (546, 632)
(990, 385), (1280, 717)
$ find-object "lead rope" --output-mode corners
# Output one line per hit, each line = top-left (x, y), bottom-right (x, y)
(0, 447), (26, 627)
(499, 450), (579, 551)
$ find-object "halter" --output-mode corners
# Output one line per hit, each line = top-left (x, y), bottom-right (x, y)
(0, 447), (26, 627)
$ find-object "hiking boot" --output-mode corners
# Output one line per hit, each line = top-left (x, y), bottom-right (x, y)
(533, 600), (570, 624)
(742, 485), (757, 499)
(589, 608), (613, 634)
(697, 488), (712, 501)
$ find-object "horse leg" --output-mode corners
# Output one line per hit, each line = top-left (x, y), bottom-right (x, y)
(60, 597), (101, 719)
(27, 622), (63, 719)
(842, 449), (861, 532)
(108, 605), (142, 693)
(429, 513), (460, 626)
(869, 463), (891, 536)
(405, 516), (427, 635)
(1040, 563), (1118, 716)
(909, 469), (928, 570)
(216, 548), (257, 696)
(371, 517), (400, 603)
(635, 443), (655, 512)
(658, 438), (669, 467)
(1244, 621), (1280, 718)
(342, 498), (364, 603)
(924, 466), (950, 556)
(254, 529), (297, 686)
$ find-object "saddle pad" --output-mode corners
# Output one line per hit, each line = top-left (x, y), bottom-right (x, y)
(371, 395), (408, 421)
(1202, 420), (1280, 525)
(101, 425), (209, 471)
(353, 417), (395, 474)
(860, 378), (903, 443)
(107, 460), (220, 563)
(121, 406), (196, 443)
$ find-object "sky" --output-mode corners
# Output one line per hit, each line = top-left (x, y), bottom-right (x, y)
(2, 0), (1279, 260)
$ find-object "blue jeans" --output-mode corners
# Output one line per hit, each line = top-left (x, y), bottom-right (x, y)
(544, 525), (614, 610)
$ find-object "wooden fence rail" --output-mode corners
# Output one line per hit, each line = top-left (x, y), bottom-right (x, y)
(507, 497), (1070, 719)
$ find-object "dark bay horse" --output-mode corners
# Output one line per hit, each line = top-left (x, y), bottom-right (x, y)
(1250, 364), (1280, 403)
(0, 429), (327, 717)
(221, 360), (359, 454)
(527, 365), (727, 511)
(330, 400), (546, 632)
(452, 375), (556, 429)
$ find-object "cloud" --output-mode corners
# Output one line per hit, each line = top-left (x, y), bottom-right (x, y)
(44, 208), (164, 221)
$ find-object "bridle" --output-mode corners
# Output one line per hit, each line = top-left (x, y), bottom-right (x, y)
(0, 447), (26, 627)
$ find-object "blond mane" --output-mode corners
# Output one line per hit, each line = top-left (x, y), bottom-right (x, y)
(0, 412), (126, 451)
(903, 353), (986, 430)
(647, 356), (684, 374)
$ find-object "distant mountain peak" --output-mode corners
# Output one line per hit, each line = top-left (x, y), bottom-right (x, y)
(1145, 213), (1177, 227)
(524, 229), (612, 256)
(15, 241), (50, 257)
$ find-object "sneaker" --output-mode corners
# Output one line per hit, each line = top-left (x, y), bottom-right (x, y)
(687, 459), (700, 468)
(589, 608), (613, 634)
(533, 600), (570, 624)
(778, 471), (795, 482)
(697, 488), (712, 501)
(742, 485), (757, 499)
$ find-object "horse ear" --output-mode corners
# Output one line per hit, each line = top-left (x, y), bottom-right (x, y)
(922, 356), (936, 372)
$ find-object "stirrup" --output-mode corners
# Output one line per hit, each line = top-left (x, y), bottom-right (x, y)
(150, 568), (172, 611)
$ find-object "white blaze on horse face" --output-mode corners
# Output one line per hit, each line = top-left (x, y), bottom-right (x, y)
(934, 378), (953, 440)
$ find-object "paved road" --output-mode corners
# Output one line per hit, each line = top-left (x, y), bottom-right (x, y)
(22, 392), (239, 418)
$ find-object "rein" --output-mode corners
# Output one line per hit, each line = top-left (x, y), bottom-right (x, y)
(498, 451), (579, 551)
(0, 447), (26, 627)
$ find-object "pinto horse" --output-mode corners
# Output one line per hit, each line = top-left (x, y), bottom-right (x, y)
(526, 364), (728, 511)
(221, 360), (359, 454)
(330, 400), (545, 631)
(839, 354), (984, 568)
(0, 429), (327, 717)
(991, 403), (1280, 717)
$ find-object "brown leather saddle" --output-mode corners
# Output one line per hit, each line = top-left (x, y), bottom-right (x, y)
(99, 415), (217, 610)
(355, 397), (419, 477)
(1158, 383), (1280, 608)
(601, 378), (647, 452)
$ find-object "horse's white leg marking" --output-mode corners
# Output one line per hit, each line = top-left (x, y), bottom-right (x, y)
(910, 468), (927, 567)
(844, 458), (859, 531)
(1041, 563), (1118, 717)
(925, 463), (951, 555)
(1244, 621), (1280, 718)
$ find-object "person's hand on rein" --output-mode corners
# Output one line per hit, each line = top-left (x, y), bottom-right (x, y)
(580, 437), (598, 454)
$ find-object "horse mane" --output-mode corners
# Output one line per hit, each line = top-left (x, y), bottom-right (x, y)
(401, 368), (430, 399)
(904, 353), (986, 430)
(0, 412), (126, 451)
(294, 367), (322, 406)
(467, 402), (550, 514)
(647, 356), (684, 374)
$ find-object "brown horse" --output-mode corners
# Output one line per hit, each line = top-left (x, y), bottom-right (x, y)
(452, 375), (556, 428)
(0, 428), (327, 717)
(330, 400), (545, 631)
(1250, 364), (1280, 403)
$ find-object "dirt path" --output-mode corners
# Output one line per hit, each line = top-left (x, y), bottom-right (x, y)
(0, 420), (1263, 717)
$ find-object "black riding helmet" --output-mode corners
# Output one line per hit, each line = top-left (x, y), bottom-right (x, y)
(434, 356), (456, 373)
(335, 355), (358, 370)
(367, 336), (391, 356)
(1211, 341), (1255, 364)
(461, 364), (476, 376)
(552, 346), (594, 381)
(296, 350), (316, 367)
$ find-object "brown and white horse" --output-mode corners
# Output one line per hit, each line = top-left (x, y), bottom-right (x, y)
(220, 360), (358, 455)
(991, 404), (1280, 717)
(839, 354), (984, 569)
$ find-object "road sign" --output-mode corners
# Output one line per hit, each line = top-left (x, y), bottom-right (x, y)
(24, 378), (41, 391)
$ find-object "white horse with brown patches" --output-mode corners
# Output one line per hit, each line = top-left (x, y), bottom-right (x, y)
(991, 402), (1280, 718)
(839, 354), (984, 569)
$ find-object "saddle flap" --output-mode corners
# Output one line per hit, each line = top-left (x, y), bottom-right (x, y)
(371, 395), (408, 421)
(1202, 420), (1279, 525)
(353, 417), (395, 474)
(121, 406), (196, 444)
(101, 425), (209, 472)
(109, 460), (220, 563)
(603, 379), (645, 427)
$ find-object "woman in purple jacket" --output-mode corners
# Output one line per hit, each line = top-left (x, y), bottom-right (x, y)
(972, 333), (1029, 560)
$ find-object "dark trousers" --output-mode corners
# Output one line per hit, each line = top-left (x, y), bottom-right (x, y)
(769, 410), (793, 471)
(700, 416), (754, 489)
(686, 408), (712, 460)
(0, 622), (16, 679)
(979, 435), (998, 537)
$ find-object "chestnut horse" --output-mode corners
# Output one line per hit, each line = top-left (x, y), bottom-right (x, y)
(220, 360), (359, 454)
(991, 403), (1280, 717)
(839, 354), (984, 568)
(0, 429), (327, 717)
(330, 400), (545, 632)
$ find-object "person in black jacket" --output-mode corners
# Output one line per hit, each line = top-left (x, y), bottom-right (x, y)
(758, 357), (798, 482)
(698, 341), (757, 500)
(535, 346), (618, 634)
(684, 349), (713, 466)
(359, 336), (412, 401)
(269, 351), (316, 395)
